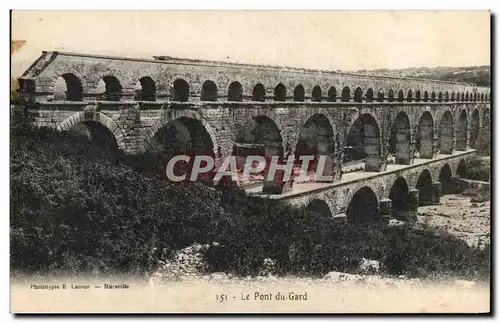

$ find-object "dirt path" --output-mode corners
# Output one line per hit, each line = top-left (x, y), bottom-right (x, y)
(416, 194), (490, 248)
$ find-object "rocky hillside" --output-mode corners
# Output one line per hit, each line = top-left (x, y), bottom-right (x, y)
(354, 66), (490, 87)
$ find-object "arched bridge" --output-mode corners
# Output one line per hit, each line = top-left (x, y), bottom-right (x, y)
(15, 51), (491, 224)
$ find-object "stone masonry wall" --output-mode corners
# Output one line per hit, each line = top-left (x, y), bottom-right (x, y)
(22, 101), (490, 163)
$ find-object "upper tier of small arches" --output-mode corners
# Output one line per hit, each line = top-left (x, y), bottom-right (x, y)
(50, 73), (491, 103)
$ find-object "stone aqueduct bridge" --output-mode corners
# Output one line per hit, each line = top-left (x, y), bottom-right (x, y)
(16, 51), (491, 223)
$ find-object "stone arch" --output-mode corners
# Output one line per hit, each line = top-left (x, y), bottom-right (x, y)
(57, 111), (127, 151)
(416, 169), (433, 206)
(415, 90), (421, 102)
(344, 112), (383, 171)
(456, 159), (467, 178)
(305, 199), (333, 218)
(341, 86), (350, 102)
(473, 93), (477, 101)
(97, 75), (122, 101)
(274, 83), (287, 101)
(17, 78), (35, 101)
(135, 76), (156, 101)
(147, 114), (218, 185)
(397, 90), (404, 102)
(439, 163), (453, 195)
(388, 89), (395, 102)
(461, 93), (465, 101)
(483, 108), (490, 131)
(451, 92), (455, 102)
(440, 111), (454, 154)
(366, 88), (374, 102)
(172, 78), (190, 102)
(389, 177), (410, 220)
(252, 83), (266, 102)
(465, 92), (469, 101)
(53, 73), (84, 101)
(407, 89), (413, 102)
(456, 109), (468, 151)
(327, 86), (337, 102)
(294, 113), (336, 181)
(312, 85), (322, 102)
(377, 89), (384, 102)
(431, 92), (436, 102)
(228, 81), (243, 101)
(293, 84), (305, 102)
(144, 109), (219, 154)
(247, 109), (286, 141)
(354, 87), (363, 103)
(346, 186), (379, 224)
(200, 80), (218, 101)
(388, 112), (411, 164)
(438, 92), (443, 102)
(232, 114), (284, 179)
(481, 93), (485, 101)
(444, 91), (449, 102)
(470, 109), (480, 148)
(423, 91), (429, 102)
(416, 111), (434, 159)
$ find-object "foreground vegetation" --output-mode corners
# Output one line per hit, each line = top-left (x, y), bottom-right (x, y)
(10, 122), (490, 280)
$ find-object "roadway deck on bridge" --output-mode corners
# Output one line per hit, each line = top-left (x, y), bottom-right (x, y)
(245, 150), (474, 199)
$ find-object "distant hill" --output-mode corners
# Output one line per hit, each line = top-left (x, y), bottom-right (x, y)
(353, 66), (490, 87)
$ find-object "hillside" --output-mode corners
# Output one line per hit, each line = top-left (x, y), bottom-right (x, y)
(354, 66), (490, 87)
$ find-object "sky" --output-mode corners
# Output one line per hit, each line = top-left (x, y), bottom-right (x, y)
(11, 10), (491, 77)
